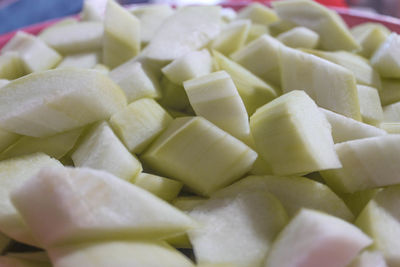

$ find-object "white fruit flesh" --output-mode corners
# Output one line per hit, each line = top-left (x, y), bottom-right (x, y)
(348, 250), (388, 267)
(0, 128), (20, 153)
(211, 20), (250, 56)
(250, 90), (341, 175)
(110, 98), (173, 153)
(0, 153), (62, 246)
(383, 101), (400, 122)
(0, 68), (127, 137)
(371, 33), (400, 78)
(280, 46), (361, 120)
(72, 122), (142, 181)
(246, 24), (269, 44)
(159, 76), (190, 111)
(351, 22), (390, 58)
(379, 79), (400, 106)
(236, 3), (278, 25)
(133, 173), (183, 202)
(11, 166), (196, 247)
(142, 116), (257, 196)
(380, 122), (400, 134)
(184, 71), (250, 141)
(56, 51), (101, 69)
(80, 1), (104, 21)
(277, 27), (319, 49)
(357, 85), (383, 125)
(0, 52), (25, 79)
(189, 190), (287, 267)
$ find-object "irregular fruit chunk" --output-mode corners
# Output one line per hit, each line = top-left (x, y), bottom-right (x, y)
(348, 250), (387, 267)
(159, 76), (190, 111)
(0, 129), (20, 153)
(379, 79), (400, 106)
(0, 52), (25, 79)
(56, 51), (101, 69)
(383, 101), (400, 122)
(371, 33), (400, 78)
(236, 3), (278, 25)
(357, 85), (383, 126)
(351, 22), (390, 58)
(277, 27), (319, 49)
(211, 20), (250, 56)
(245, 23), (269, 44)
(133, 173), (183, 202)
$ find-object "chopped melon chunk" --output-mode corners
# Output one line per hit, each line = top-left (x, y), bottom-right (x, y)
(159, 76), (190, 111)
(80, 1), (104, 22)
(211, 20), (250, 56)
(133, 173), (183, 202)
(56, 51), (101, 69)
(340, 188), (381, 217)
(383, 101), (400, 122)
(277, 27), (319, 49)
(268, 20), (297, 36)
(379, 79), (400, 106)
(245, 23), (269, 44)
(380, 122), (400, 134)
(351, 22), (390, 58)
(371, 33), (400, 78)
(357, 85), (383, 125)
(236, 3), (278, 25)
(0, 52), (25, 79)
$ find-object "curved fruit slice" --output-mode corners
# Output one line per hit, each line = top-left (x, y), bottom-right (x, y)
(272, 0), (359, 51)
(0, 153), (62, 246)
(189, 190), (287, 267)
(133, 173), (183, 202)
(211, 20), (250, 56)
(357, 85), (383, 126)
(250, 90), (341, 176)
(277, 27), (319, 49)
(11, 166), (196, 247)
(72, 122), (142, 181)
(142, 117), (257, 196)
(351, 22), (390, 58)
(0, 68), (127, 137)
(56, 51), (101, 69)
(0, 52), (25, 80)
(371, 33), (400, 78)
(348, 250), (387, 267)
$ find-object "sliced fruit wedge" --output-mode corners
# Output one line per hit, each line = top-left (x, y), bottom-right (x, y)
(236, 3), (278, 25)
(56, 51), (101, 69)
(357, 85), (383, 126)
(379, 79), (400, 106)
(351, 22), (390, 58)
(211, 20), (250, 56)
(277, 27), (319, 49)
(371, 33), (400, 78)
(0, 52), (25, 80)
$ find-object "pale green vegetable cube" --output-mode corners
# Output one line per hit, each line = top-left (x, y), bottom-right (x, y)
(159, 76), (190, 111)
(371, 33), (400, 78)
(357, 85), (383, 125)
(0, 52), (25, 79)
(211, 20), (250, 55)
(277, 26), (319, 49)
(340, 188), (381, 217)
(245, 23), (269, 44)
(250, 90), (341, 176)
(383, 101), (400, 122)
(268, 20), (297, 36)
(351, 22), (390, 58)
(110, 98), (173, 154)
(379, 79), (400, 106)
(56, 51), (101, 69)
(133, 173), (183, 202)
(80, 0), (103, 22)
(103, 0), (140, 68)
(142, 117), (257, 196)
(236, 3), (278, 26)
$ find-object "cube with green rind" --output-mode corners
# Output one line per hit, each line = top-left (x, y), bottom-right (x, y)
(355, 185), (400, 267)
(2, 32), (61, 73)
(213, 50), (277, 115)
(371, 33), (400, 78)
(348, 250), (387, 267)
(162, 50), (213, 85)
(0, 52), (25, 80)
(72, 122), (142, 181)
(277, 27), (319, 49)
(272, 0), (360, 51)
(340, 188), (381, 217)
(357, 85), (383, 126)
(39, 22), (103, 54)
(379, 79), (400, 106)
(56, 51), (101, 69)
(383, 101), (400, 122)
(184, 71), (250, 141)
(110, 60), (161, 103)
(236, 3), (278, 26)
(211, 20), (250, 56)
(103, 0), (140, 68)
(0, 68), (127, 137)
(321, 108), (386, 144)
(231, 34), (282, 86)
(250, 90), (341, 176)
(142, 116), (257, 196)
(351, 22), (390, 58)
(0, 128), (83, 160)
(265, 209), (372, 267)
(321, 135), (400, 193)
(0, 153), (62, 246)
(133, 173), (183, 202)
(245, 23), (269, 44)
(280, 46), (361, 120)
(110, 98), (173, 154)
(11, 166), (196, 247)
(0, 256), (51, 267)
(159, 76), (191, 111)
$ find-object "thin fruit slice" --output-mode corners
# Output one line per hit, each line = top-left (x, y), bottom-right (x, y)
(379, 79), (400, 106)
(265, 209), (372, 267)
(351, 22), (390, 58)
(236, 3), (278, 25)
(189, 190), (287, 267)
(110, 98), (173, 153)
(142, 116), (257, 196)
(0, 52), (25, 79)
(48, 241), (194, 267)
(321, 135), (400, 193)
(250, 90), (341, 176)
(184, 71), (250, 141)
(11, 166), (196, 247)
(280, 46), (361, 120)
(0, 153), (62, 246)
(71, 122), (142, 181)
(0, 68), (127, 137)
(371, 33), (400, 78)
(103, 0), (140, 68)
(321, 108), (386, 143)
(133, 173), (183, 202)
(357, 85), (383, 126)
(272, 0), (360, 51)
(277, 27), (319, 49)
(56, 51), (101, 69)
(348, 250), (387, 267)
(211, 20), (250, 56)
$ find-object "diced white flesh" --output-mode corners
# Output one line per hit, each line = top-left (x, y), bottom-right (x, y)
(131, 4), (175, 44)
(383, 101), (400, 122)
(0, 153), (62, 246)
(11, 166), (196, 247)
(268, 20), (297, 37)
(0, 52), (25, 80)
(92, 63), (109, 74)
(351, 22), (390, 58)
(0, 128), (83, 160)
(321, 135), (400, 193)
(371, 33), (400, 78)
(355, 185), (400, 266)
(321, 108), (386, 143)
(103, 0), (140, 68)
(216, 175), (354, 221)
(379, 79), (400, 106)
(38, 18), (79, 34)
(110, 60), (161, 103)
(272, 0), (360, 51)
(0, 68), (127, 137)
(1, 32), (61, 73)
(277, 27), (319, 49)
(159, 76), (190, 111)
(265, 209), (372, 267)
(280, 46), (361, 120)
(189, 190), (287, 267)
(380, 122), (400, 134)
(236, 3), (278, 25)
(142, 117), (257, 196)
(48, 241), (194, 267)
(184, 71), (250, 141)
(245, 24), (269, 44)
(221, 7), (237, 22)
(80, 0), (105, 21)
(162, 50), (213, 85)
(133, 173), (183, 202)
(250, 90), (341, 176)
(72, 122), (142, 181)
(348, 250), (388, 267)
(143, 6), (221, 61)
(0, 256), (51, 267)
(357, 85), (383, 125)
(56, 51), (101, 69)
(110, 98), (173, 153)
(39, 22), (103, 54)
(0, 128), (20, 153)
(211, 20), (251, 56)
(231, 35), (282, 86)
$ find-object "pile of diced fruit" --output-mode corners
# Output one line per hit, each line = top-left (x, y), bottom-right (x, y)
(0, 0), (400, 266)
